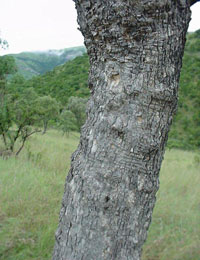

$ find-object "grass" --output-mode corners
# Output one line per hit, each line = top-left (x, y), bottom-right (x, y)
(142, 150), (200, 260)
(0, 130), (199, 260)
(0, 130), (79, 260)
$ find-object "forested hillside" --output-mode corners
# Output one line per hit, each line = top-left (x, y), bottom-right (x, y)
(23, 53), (90, 104)
(6, 30), (200, 149)
(168, 30), (200, 149)
(8, 46), (86, 79)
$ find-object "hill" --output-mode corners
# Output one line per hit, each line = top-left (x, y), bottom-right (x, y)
(22, 53), (90, 104)
(8, 46), (86, 79)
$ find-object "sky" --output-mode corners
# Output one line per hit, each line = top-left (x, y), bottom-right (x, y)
(0, 0), (200, 55)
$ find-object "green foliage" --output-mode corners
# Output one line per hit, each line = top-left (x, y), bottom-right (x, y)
(35, 95), (60, 134)
(7, 74), (27, 98)
(58, 96), (87, 134)
(59, 110), (78, 135)
(168, 30), (200, 149)
(1, 78), (59, 155)
(10, 73), (26, 84)
(1, 88), (42, 154)
(0, 50), (18, 154)
(0, 55), (17, 78)
(0, 95), (12, 136)
(25, 53), (90, 104)
(0, 131), (199, 260)
(0, 51), (63, 156)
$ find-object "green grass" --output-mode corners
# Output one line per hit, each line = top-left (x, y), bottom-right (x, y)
(0, 130), (79, 260)
(142, 150), (200, 260)
(0, 130), (199, 260)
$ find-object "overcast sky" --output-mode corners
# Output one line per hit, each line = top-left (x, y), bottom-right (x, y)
(0, 0), (200, 55)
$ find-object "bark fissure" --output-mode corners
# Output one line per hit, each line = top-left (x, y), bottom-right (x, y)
(53, 1), (191, 259)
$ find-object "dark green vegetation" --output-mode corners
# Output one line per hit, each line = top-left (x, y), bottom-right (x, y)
(0, 131), (199, 260)
(23, 53), (90, 104)
(0, 54), (87, 156)
(168, 30), (200, 149)
(8, 46), (86, 79)
(0, 54), (59, 155)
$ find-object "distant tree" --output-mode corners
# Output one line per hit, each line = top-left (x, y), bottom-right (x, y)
(0, 56), (17, 79)
(0, 56), (17, 98)
(68, 96), (87, 131)
(0, 55), (17, 152)
(10, 73), (25, 83)
(0, 85), (50, 157)
(0, 96), (12, 148)
(35, 95), (60, 134)
(0, 42), (42, 156)
(4, 88), (41, 155)
(59, 110), (78, 135)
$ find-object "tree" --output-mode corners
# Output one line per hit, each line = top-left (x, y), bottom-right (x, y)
(35, 95), (60, 134)
(0, 55), (17, 151)
(53, 1), (198, 259)
(0, 55), (17, 99)
(2, 88), (41, 155)
(59, 109), (78, 135)
(0, 41), (42, 156)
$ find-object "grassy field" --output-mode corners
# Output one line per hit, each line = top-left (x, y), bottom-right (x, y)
(0, 130), (199, 260)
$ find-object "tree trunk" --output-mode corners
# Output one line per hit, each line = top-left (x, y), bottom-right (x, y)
(1, 132), (7, 148)
(42, 120), (48, 135)
(53, 1), (191, 259)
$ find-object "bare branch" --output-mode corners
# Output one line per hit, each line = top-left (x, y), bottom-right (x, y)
(15, 129), (41, 156)
(25, 129), (41, 138)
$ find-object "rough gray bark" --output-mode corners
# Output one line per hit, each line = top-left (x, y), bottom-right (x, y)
(53, 1), (191, 259)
